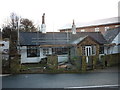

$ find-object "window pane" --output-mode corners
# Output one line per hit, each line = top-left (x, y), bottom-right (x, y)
(92, 45), (96, 55)
(95, 28), (99, 32)
(82, 46), (85, 56)
(43, 48), (49, 56)
(99, 46), (104, 54)
(27, 46), (40, 57)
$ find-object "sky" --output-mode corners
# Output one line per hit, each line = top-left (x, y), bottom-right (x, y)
(0, 0), (119, 32)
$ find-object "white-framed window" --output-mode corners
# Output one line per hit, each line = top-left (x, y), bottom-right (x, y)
(82, 45), (96, 56)
(95, 27), (99, 32)
(27, 46), (40, 57)
(115, 25), (120, 27)
(81, 29), (85, 32)
(52, 47), (69, 55)
(105, 27), (109, 31)
(43, 48), (49, 56)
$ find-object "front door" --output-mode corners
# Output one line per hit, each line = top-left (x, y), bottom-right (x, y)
(85, 46), (92, 63)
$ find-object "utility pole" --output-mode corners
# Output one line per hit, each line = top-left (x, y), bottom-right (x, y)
(17, 16), (20, 55)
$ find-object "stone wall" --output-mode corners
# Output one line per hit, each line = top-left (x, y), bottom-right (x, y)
(101, 53), (120, 67)
(77, 37), (100, 56)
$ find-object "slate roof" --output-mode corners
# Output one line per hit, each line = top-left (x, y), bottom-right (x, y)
(104, 27), (120, 43)
(20, 32), (69, 46)
(69, 36), (87, 45)
(19, 32), (107, 46)
(69, 32), (107, 44)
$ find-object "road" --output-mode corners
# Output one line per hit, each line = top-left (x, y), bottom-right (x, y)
(2, 66), (119, 89)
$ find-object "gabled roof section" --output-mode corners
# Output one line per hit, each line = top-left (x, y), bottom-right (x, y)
(104, 27), (120, 43)
(69, 35), (88, 45)
(69, 32), (107, 44)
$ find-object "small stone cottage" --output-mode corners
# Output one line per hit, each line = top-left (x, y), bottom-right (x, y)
(18, 14), (107, 64)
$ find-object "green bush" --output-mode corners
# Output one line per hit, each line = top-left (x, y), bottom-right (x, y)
(47, 55), (58, 70)
(10, 57), (20, 74)
(2, 59), (10, 74)
(93, 55), (99, 69)
(71, 56), (78, 64)
(71, 56), (82, 70)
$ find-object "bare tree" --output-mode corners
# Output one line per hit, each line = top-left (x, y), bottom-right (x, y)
(2, 12), (37, 39)
(20, 18), (37, 32)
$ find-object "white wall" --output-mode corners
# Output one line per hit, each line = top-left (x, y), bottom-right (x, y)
(110, 32), (120, 54)
(104, 32), (120, 54)
(104, 46), (107, 55)
(0, 40), (9, 60)
(20, 46), (52, 64)
(112, 32), (120, 45)
(57, 54), (68, 63)
(0, 40), (9, 53)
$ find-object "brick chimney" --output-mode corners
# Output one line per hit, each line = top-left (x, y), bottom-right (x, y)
(41, 13), (46, 33)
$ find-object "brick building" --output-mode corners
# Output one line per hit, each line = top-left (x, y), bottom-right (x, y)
(59, 17), (120, 34)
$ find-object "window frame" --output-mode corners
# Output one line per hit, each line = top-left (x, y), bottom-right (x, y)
(27, 46), (40, 57)
(81, 29), (85, 32)
(43, 48), (49, 56)
(82, 45), (96, 56)
(95, 27), (99, 32)
(99, 46), (104, 54)
(105, 27), (109, 31)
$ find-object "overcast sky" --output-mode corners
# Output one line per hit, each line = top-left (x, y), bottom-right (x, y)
(0, 0), (119, 32)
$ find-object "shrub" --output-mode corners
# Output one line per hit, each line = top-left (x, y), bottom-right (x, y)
(10, 56), (20, 74)
(81, 56), (86, 72)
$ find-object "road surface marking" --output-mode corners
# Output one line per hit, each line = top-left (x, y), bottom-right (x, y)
(65, 84), (119, 89)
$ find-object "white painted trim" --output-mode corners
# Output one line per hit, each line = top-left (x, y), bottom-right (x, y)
(65, 84), (119, 89)
(85, 46), (92, 56)
(0, 74), (11, 77)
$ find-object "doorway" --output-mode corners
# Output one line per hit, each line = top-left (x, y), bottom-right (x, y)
(85, 46), (92, 63)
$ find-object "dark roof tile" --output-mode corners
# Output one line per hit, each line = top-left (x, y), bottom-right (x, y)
(104, 27), (120, 43)
(20, 32), (107, 46)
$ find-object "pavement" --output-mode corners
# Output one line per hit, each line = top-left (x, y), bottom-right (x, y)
(88, 66), (119, 73)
